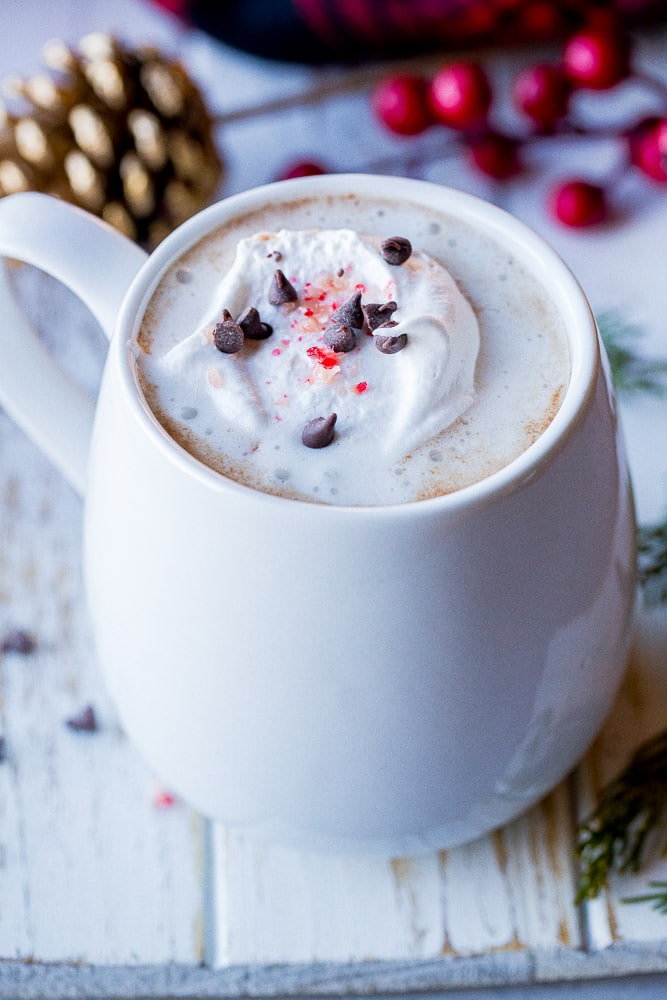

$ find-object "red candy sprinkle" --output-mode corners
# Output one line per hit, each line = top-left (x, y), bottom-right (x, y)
(355, 381), (368, 394)
(307, 345), (339, 369)
(154, 789), (176, 809)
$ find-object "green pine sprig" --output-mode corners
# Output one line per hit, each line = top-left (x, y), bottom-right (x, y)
(597, 310), (667, 397)
(637, 520), (667, 608)
(573, 325), (667, 909)
(622, 881), (667, 914)
(575, 728), (667, 904)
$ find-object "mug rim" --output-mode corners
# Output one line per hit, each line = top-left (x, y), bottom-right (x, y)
(117, 173), (599, 515)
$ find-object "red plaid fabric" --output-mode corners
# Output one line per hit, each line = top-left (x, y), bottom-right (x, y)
(148, 0), (666, 62)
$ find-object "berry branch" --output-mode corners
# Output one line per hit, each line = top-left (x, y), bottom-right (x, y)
(369, 16), (667, 227)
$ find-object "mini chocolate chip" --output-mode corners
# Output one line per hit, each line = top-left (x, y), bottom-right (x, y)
(380, 236), (412, 265)
(332, 290), (363, 330)
(375, 331), (408, 354)
(66, 704), (98, 732)
(213, 314), (244, 353)
(237, 306), (273, 340)
(0, 736), (6, 763)
(268, 269), (297, 305)
(302, 413), (337, 449)
(323, 323), (356, 353)
(363, 301), (397, 331)
(337, 268), (344, 277)
(1, 629), (36, 655)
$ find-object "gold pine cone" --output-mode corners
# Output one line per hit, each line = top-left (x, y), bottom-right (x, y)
(0, 33), (223, 247)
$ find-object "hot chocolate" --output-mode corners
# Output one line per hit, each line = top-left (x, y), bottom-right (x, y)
(136, 193), (569, 505)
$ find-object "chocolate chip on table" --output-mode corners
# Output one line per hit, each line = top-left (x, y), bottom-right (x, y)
(268, 268), (298, 305)
(302, 413), (337, 449)
(213, 310), (245, 353)
(66, 704), (98, 732)
(237, 306), (273, 340)
(380, 236), (412, 265)
(375, 328), (408, 354)
(1, 628), (36, 655)
(363, 300), (397, 331)
(332, 289), (363, 330)
(323, 322), (356, 353)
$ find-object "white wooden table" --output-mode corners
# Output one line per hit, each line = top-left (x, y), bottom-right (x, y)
(2, 2), (667, 996)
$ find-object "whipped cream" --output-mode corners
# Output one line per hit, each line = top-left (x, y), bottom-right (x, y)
(151, 228), (479, 475)
(137, 200), (569, 505)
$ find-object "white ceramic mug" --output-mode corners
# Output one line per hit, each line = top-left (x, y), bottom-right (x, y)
(0, 176), (635, 854)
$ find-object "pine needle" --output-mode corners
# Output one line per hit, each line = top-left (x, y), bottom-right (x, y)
(637, 520), (667, 607)
(597, 311), (667, 396)
(575, 728), (667, 903)
(622, 881), (667, 914)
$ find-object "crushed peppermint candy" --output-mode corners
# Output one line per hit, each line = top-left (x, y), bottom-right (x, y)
(307, 344), (339, 369)
(154, 788), (177, 809)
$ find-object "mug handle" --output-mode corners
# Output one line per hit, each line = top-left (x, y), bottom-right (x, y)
(0, 192), (148, 495)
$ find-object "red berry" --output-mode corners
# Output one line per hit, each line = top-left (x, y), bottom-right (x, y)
(429, 62), (492, 132)
(513, 1), (567, 41)
(562, 28), (631, 90)
(583, 8), (624, 35)
(448, 4), (497, 40)
(371, 74), (431, 136)
(469, 132), (522, 179)
(549, 180), (608, 227)
(278, 160), (327, 180)
(512, 64), (571, 128)
(629, 117), (667, 183)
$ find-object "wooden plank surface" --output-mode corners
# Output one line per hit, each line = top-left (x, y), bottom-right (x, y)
(0, 415), (205, 967)
(210, 781), (580, 967)
(1, 1), (667, 994)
